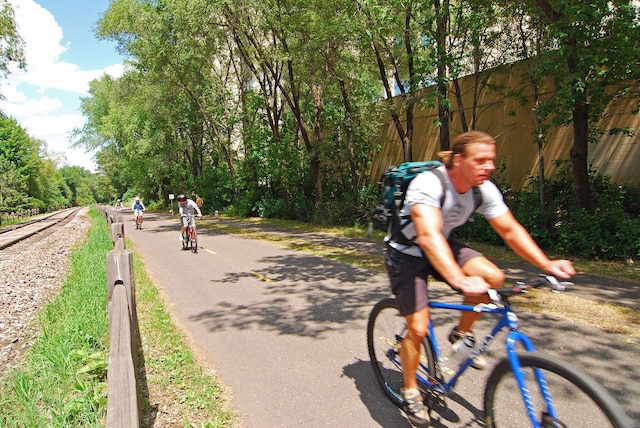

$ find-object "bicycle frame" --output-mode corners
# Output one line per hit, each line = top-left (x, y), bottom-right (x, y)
(408, 300), (557, 427)
(184, 216), (195, 234)
(182, 215), (198, 252)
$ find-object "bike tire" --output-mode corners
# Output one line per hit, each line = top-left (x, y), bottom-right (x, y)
(484, 351), (632, 428)
(191, 228), (198, 253)
(367, 298), (436, 408)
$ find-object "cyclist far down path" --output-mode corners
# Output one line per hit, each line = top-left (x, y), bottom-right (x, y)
(177, 194), (202, 251)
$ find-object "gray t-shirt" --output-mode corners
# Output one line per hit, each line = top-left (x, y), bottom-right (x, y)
(389, 165), (508, 257)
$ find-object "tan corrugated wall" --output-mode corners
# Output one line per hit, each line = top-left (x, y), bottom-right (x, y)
(370, 62), (640, 190)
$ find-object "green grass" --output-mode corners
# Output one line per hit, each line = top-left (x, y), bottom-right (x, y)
(0, 209), (110, 427)
(0, 208), (237, 427)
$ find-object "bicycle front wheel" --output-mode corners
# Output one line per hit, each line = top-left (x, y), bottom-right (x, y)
(367, 298), (436, 408)
(182, 231), (188, 250)
(191, 229), (198, 253)
(484, 352), (632, 428)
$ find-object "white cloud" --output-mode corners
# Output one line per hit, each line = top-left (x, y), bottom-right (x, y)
(1, 0), (124, 172)
(1, 95), (62, 116)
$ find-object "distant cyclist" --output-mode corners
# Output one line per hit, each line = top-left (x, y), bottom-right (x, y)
(115, 199), (122, 213)
(177, 194), (202, 240)
(132, 197), (145, 228)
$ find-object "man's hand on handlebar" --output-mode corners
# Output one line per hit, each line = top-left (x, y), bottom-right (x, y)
(452, 276), (491, 296)
(542, 259), (575, 280)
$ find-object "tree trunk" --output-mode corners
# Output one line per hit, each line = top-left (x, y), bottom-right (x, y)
(370, 38), (412, 162)
(536, 0), (591, 211)
(434, 0), (450, 151)
(570, 92), (592, 211)
(338, 79), (359, 197)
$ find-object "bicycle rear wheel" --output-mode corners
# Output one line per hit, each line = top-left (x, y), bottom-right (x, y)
(484, 352), (632, 428)
(367, 298), (436, 408)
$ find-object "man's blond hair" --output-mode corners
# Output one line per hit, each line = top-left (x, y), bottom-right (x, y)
(438, 130), (495, 168)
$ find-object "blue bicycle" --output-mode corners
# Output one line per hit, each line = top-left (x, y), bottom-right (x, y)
(367, 275), (632, 427)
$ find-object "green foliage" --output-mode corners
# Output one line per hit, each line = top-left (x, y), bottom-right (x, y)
(75, 0), (640, 263)
(0, 116), (110, 212)
(58, 166), (100, 206)
(0, 0), (25, 80)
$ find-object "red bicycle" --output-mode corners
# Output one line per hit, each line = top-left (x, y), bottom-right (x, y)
(181, 215), (198, 253)
(134, 209), (143, 230)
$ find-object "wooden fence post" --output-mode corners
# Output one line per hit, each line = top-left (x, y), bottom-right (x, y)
(111, 222), (125, 247)
(106, 249), (140, 427)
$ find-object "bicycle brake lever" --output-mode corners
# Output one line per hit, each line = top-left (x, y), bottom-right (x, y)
(540, 274), (571, 292)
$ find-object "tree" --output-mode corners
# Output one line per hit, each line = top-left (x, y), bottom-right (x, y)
(0, 117), (42, 208)
(533, 0), (640, 210)
(355, 0), (438, 161)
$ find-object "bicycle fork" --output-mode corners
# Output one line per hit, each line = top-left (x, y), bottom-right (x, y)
(505, 331), (557, 428)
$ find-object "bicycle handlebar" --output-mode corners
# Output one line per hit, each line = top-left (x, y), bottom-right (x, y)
(490, 274), (572, 301)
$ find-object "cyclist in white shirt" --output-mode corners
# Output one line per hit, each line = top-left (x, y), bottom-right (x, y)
(177, 194), (202, 240)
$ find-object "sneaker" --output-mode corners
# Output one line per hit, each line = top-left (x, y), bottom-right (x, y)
(401, 388), (430, 426)
(448, 328), (487, 370)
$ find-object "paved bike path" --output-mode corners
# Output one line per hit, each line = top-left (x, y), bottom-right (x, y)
(124, 212), (639, 427)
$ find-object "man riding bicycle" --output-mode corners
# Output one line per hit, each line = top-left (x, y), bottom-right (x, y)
(177, 194), (202, 241)
(132, 196), (145, 227)
(385, 130), (575, 426)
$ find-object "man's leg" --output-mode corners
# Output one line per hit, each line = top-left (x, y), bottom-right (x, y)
(400, 306), (429, 390)
(457, 255), (504, 333)
(180, 217), (187, 240)
(400, 306), (430, 425)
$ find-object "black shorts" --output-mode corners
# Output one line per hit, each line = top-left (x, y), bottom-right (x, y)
(384, 241), (482, 316)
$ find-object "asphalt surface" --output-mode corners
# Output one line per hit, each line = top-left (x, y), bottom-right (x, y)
(122, 210), (639, 427)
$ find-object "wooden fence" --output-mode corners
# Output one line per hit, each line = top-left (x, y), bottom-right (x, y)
(0, 208), (40, 226)
(98, 205), (141, 428)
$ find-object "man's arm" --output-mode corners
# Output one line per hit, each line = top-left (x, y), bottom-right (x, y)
(488, 211), (575, 278)
(412, 204), (490, 295)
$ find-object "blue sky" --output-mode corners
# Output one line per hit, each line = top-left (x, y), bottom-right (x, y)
(0, 0), (125, 171)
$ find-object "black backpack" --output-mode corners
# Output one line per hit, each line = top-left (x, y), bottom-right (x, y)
(371, 161), (482, 245)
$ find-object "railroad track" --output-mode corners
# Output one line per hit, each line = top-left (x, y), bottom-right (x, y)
(0, 207), (82, 250)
